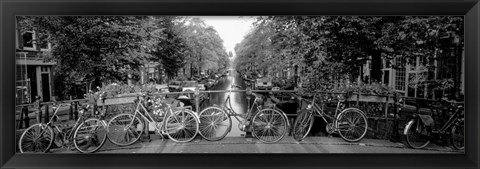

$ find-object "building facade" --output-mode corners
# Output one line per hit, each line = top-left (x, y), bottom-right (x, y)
(140, 62), (165, 84)
(361, 38), (464, 99)
(16, 22), (55, 104)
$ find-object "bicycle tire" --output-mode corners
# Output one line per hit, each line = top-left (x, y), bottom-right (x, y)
(451, 120), (464, 150)
(198, 106), (232, 141)
(107, 113), (144, 146)
(292, 110), (314, 141)
(18, 124), (54, 153)
(405, 119), (430, 149)
(336, 108), (368, 142)
(73, 118), (108, 153)
(165, 109), (199, 143)
(251, 108), (288, 143)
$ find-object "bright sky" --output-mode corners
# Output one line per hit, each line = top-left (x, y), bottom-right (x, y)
(197, 16), (256, 58)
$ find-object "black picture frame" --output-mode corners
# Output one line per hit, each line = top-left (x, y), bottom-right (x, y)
(1, 0), (479, 168)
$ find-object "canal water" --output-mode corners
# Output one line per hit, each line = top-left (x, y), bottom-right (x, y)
(204, 69), (249, 137)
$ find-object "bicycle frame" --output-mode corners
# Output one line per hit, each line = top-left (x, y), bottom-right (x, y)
(220, 89), (261, 123)
(127, 98), (178, 135)
(435, 105), (464, 134)
(404, 103), (464, 136)
(44, 104), (84, 146)
(53, 116), (84, 145)
(306, 93), (344, 125)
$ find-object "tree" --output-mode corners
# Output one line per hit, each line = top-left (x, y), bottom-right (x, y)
(178, 17), (230, 77)
(235, 16), (463, 95)
(18, 16), (166, 98)
(152, 16), (188, 81)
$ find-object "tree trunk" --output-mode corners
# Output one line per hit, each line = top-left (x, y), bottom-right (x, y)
(198, 55), (202, 77)
(190, 63), (193, 78)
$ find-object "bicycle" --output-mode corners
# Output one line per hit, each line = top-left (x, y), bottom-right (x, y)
(74, 92), (111, 153)
(106, 94), (200, 146)
(403, 99), (464, 150)
(18, 102), (108, 153)
(292, 92), (368, 142)
(198, 84), (289, 143)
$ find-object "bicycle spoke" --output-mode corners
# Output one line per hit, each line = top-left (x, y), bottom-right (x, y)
(353, 113), (362, 124)
(185, 117), (196, 124)
(344, 113), (354, 125)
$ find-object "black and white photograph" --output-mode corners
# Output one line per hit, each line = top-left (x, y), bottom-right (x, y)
(14, 15), (465, 154)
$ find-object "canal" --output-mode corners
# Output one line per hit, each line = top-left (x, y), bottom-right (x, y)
(203, 69), (250, 137)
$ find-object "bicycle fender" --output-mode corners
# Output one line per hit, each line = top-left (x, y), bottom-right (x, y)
(404, 119), (415, 135)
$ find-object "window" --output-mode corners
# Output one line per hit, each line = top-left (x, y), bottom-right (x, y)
(383, 70), (390, 85)
(407, 73), (416, 97)
(437, 47), (456, 80)
(22, 32), (34, 49)
(395, 57), (406, 92)
(22, 31), (51, 51)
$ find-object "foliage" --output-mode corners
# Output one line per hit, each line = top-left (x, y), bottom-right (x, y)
(178, 17), (230, 77)
(234, 16), (463, 98)
(339, 83), (396, 96)
(18, 16), (166, 96)
(17, 16), (231, 98)
(233, 19), (277, 77)
(98, 83), (158, 98)
(152, 16), (188, 80)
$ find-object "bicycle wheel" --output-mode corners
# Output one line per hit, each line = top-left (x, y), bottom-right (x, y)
(73, 118), (108, 153)
(336, 108), (368, 142)
(18, 124), (54, 153)
(405, 119), (430, 149)
(292, 110), (314, 141)
(251, 108), (288, 143)
(107, 113), (144, 146)
(165, 109), (199, 143)
(451, 120), (464, 150)
(198, 106), (231, 141)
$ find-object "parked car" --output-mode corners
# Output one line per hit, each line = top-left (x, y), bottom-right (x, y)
(197, 84), (206, 91)
(255, 77), (273, 90)
(155, 84), (170, 93)
(206, 79), (217, 88)
(168, 80), (182, 92)
(181, 81), (198, 92)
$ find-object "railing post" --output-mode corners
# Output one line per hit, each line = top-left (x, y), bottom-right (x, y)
(17, 107), (23, 129)
(141, 120), (151, 142)
(390, 93), (401, 142)
(385, 96), (389, 118)
(20, 105), (29, 129)
(74, 102), (78, 120)
(44, 104), (49, 123)
(194, 88), (200, 113)
(245, 87), (253, 138)
(69, 103), (74, 120)
(69, 96), (73, 120)
(356, 93), (360, 107)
